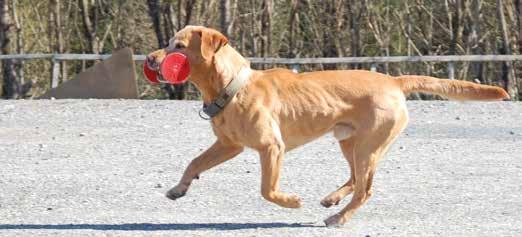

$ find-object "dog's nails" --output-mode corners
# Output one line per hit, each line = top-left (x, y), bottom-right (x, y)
(194, 174), (200, 179)
(320, 200), (333, 208)
(324, 214), (344, 228)
(166, 189), (186, 200)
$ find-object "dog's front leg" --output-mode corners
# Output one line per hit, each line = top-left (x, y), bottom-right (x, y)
(258, 143), (302, 208)
(166, 140), (243, 200)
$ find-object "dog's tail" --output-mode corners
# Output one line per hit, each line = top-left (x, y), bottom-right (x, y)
(395, 75), (509, 101)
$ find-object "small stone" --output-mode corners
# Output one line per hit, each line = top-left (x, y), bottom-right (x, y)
(79, 133), (86, 137)
(246, 170), (251, 174)
(399, 146), (405, 150)
(455, 116), (461, 120)
(155, 183), (163, 188)
(509, 131), (515, 135)
(47, 207), (53, 211)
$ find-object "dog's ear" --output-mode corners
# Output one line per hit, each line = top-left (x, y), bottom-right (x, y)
(196, 28), (228, 60)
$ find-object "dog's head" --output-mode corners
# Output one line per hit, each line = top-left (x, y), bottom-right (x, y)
(146, 26), (250, 100)
(146, 26), (228, 75)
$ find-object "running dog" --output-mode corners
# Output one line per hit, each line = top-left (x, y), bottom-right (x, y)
(146, 26), (509, 227)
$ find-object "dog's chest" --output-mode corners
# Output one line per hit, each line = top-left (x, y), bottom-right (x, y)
(211, 116), (243, 142)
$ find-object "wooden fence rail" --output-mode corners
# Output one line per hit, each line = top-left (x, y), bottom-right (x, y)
(1, 54), (522, 88)
(2, 53), (522, 62)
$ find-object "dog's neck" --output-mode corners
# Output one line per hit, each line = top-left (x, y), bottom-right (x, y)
(191, 44), (252, 104)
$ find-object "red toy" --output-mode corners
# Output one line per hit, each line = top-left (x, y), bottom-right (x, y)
(144, 52), (190, 85)
(143, 62), (160, 84)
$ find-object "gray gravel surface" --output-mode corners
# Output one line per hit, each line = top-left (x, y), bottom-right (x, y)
(0, 100), (521, 237)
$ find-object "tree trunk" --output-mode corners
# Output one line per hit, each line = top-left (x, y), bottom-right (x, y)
(260, 0), (272, 58)
(79, 0), (99, 54)
(497, 0), (517, 99)
(515, 0), (522, 54)
(162, 3), (175, 41)
(515, 0), (522, 100)
(348, 0), (365, 69)
(287, 0), (299, 58)
(50, 0), (66, 84)
(183, 0), (196, 27)
(469, 0), (484, 83)
(1, 0), (18, 99)
(219, 0), (230, 36)
(226, 0), (238, 38)
(11, 0), (29, 96)
(147, 0), (165, 47)
(333, 0), (345, 58)
(248, 0), (258, 57)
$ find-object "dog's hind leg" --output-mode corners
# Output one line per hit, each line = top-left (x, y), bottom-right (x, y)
(323, 133), (386, 227)
(320, 137), (356, 208)
(324, 109), (408, 227)
(166, 140), (243, 200)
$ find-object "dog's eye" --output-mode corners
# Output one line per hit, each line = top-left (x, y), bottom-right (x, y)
(174, 43), (186, 49)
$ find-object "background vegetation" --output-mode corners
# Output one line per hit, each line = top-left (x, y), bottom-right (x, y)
(1, 0), (521, 100)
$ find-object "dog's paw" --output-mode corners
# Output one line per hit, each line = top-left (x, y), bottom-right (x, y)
(165, 185), (187, 200)
(286, 194), (303, 208)
(275, 194), (302, 208)
(324, 214), (346, 228)
(320, 197), (340, 208)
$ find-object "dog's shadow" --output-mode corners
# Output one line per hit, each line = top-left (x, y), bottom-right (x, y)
(0, 222), (318, 231)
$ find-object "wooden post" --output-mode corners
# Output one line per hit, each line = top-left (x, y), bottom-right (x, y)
(291, 64), (299, 73)
(448, 62), (455, 80)
(370, 63), (377, 72)
(51, 56), (60, 88)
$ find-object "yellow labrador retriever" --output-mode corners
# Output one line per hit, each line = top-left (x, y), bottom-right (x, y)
(146, 26), (509, 227)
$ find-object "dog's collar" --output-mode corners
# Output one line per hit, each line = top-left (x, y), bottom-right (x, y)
(200, 67), (252, 120)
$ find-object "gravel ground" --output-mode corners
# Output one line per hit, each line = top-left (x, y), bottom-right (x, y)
(0, 100), (521, 237)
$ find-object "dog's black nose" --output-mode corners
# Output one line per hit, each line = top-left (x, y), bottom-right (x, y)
(146, 55), (155, 65)
(146, 55), (158, 70)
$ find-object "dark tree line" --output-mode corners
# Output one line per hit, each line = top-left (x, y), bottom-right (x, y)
(1, 0), (521, 100)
